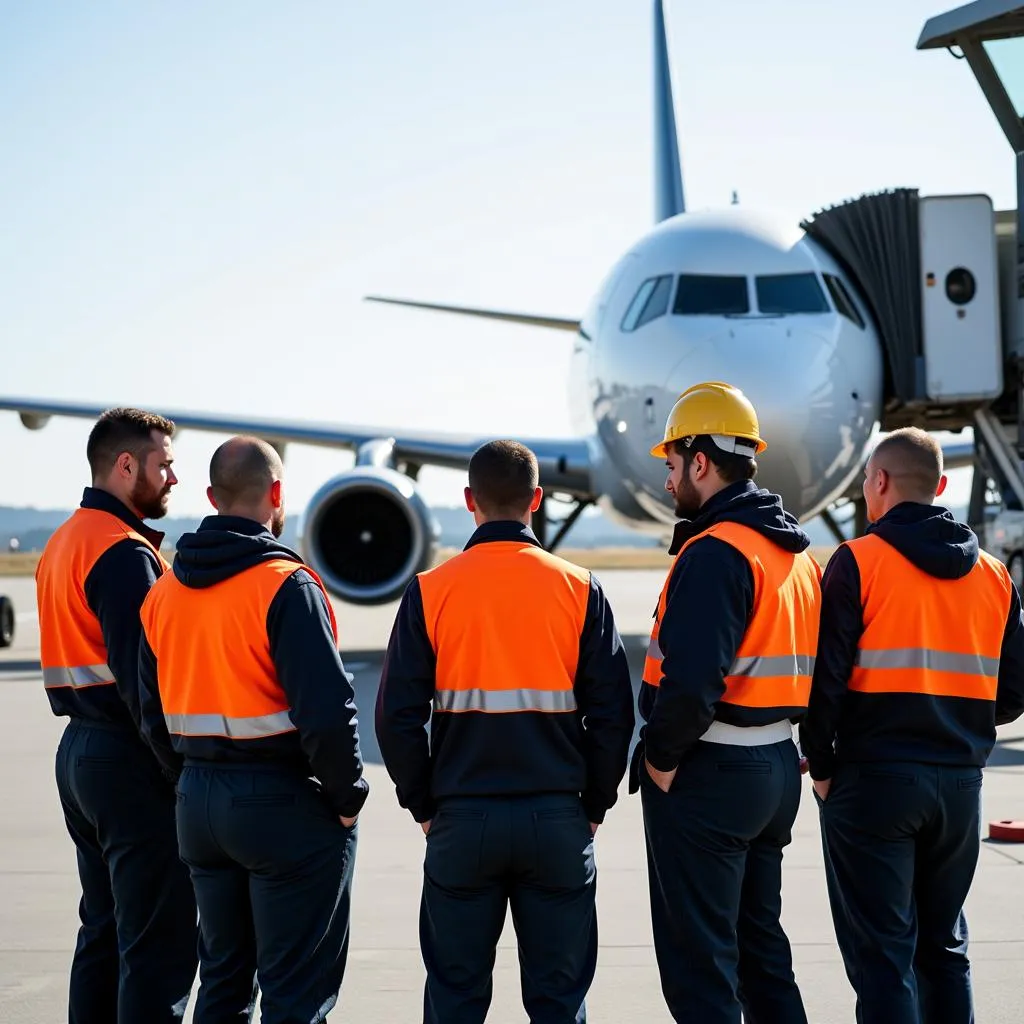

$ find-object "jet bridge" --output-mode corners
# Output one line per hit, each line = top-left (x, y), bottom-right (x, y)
(806, 2), (1024, 524)
(916, 0), (1024, 513)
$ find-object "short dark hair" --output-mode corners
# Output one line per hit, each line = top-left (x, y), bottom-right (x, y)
(86, 407), (175, 479)
(871, 427), (942, 500)
(468, 440), (539, 517)
(673, 435), (757, 485)
(209, 436), (283, 509)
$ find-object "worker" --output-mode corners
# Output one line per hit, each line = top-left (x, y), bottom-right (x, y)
(375, 439), (635, 1024)
(35, 406), (199, 1023)
(799, 427), (1024, 1024)
(630, 381), (820, 1024)
(137, 435), (368, 1024)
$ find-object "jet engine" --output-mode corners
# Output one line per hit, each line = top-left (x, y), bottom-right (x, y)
(301, 466), (440, 606)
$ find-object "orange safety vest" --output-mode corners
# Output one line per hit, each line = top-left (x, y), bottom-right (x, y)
(642, 522), (822, 711)
(37, 508), (169, 691)
(847, 534), (1011, 700)
(139, 558), (336, 740)
(418, 540), (591, 714)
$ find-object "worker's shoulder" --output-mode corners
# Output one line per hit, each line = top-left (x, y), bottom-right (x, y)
(521, 544), (591, 586)
(421, 542), (591, 588)
(977, 547), (1013, 590)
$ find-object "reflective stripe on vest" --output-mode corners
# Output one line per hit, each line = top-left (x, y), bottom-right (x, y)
(36, 508), (167, 691)
(42, 663), (115, 689)
(418, 540), (590, 715)
(642, 521), (822, 711)
(847, 534), (1010, 701)
(433, 687), (578, 714)
(164, 710), (296, 739)
(140, 558), (337, 740)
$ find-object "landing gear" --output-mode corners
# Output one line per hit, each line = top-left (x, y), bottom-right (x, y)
(853, 497), (867, 538)
(532, 495), (595, 553)
(0, 595), (14, 648)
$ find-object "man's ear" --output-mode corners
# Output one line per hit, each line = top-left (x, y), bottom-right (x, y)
(206, 485), (218, 510)
(464, 486), (477, 513)
(270, 479), (283, 508)
(936, 473), (948, 498)
(529, 486), (543, 513)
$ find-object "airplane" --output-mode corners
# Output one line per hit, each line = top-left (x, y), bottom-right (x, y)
(0, 0), (1001, 606)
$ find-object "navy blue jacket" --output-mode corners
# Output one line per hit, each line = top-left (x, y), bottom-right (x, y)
(45, 487), (167, 733)
(374, 520), (635, 824)
(639, 480), (813, 774)
(799, 502), (1024, 780)
(137, 515), (368, 819)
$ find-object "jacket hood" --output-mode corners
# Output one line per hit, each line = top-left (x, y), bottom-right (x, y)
(173, 515), (304, 589)
(669, 480), (811, 556)
(867, 502), (978, 580)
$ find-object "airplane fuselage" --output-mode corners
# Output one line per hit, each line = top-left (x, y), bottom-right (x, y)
(569, 208), (886, 531)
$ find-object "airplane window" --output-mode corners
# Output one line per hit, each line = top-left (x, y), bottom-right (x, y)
(823, 273), (866, 330)
(755, 273), (830, 314)
(621, 275), (673, 331)
(673, 275), (749, 315)
(621, 280), (657, 331)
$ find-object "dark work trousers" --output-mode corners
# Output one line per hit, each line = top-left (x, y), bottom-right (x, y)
(419, 793), (598, 1024)
(640, 738), (807, 1024)
(54, 717), (199, 1024)
(816, 760), (983, 1024)
(176, 763), (358, 1024)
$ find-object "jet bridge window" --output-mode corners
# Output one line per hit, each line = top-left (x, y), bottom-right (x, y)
(621, 275), (673, 331)
(672, 275), (749, 315)
(823, 273), (866, 330)
(755, 273), (830, 314)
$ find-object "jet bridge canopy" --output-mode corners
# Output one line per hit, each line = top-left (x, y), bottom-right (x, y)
(917, 0), (1024, 152)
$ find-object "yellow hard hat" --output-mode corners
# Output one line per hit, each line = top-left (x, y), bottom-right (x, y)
(650, 381), (767, 459)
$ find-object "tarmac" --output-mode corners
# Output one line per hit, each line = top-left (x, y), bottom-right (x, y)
(2, 569), (1024, 1023)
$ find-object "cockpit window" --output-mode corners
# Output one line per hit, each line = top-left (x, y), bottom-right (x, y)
(622, 275), (673, 331)
(673, 275), (749, 315)
(755, 273), (830, 314)
(823, 273), (866, 330)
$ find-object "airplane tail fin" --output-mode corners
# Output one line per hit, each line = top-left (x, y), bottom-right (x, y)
(363, 296), (581, 333)
(653, 0), (685, 223)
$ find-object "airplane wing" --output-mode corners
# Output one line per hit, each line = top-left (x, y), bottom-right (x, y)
(363, 296), (582, 334)
(0, 396), (595, 497)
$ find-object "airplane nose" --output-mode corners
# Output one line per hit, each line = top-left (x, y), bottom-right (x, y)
(660, 320), (857, 516)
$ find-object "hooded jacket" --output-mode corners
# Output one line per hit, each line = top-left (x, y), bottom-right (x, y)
(799, 502), (1024, 779)
(639, 479), (815, 773)
(375, 519), (635, 825)
(37, 486), (168, 733)
(137, 515), (368, 819)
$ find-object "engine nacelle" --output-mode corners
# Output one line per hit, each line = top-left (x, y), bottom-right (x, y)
(19, 412), (50, 430)
(301, 467), (440, 606)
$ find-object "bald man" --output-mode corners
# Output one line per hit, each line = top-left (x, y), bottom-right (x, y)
(800, 427), (1024, 1024)
(137, 436), (368, 1024)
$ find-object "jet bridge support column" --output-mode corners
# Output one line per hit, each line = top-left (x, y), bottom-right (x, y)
(973, 408), (1024, 510)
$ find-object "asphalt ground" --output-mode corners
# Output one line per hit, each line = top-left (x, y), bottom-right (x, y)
(3, 571), (1024, 1022)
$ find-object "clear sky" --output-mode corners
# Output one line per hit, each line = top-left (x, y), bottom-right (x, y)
(0, 0), (1016, 521)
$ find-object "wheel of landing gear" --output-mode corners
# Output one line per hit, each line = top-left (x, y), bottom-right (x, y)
(1009, 552), (1024, 592)
(0, 596), (13, 648)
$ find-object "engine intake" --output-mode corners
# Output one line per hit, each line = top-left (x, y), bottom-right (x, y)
(301, 467), (439, 605)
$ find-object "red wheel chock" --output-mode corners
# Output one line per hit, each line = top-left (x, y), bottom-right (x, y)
(988, 820), (1024, 841)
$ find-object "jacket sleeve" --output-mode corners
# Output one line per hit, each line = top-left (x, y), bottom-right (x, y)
(136, 629), (183, 780)
(84, 538), (163, 738)
(266, 569), (369, 819)
(374, 577), (437, 823)
(643, 537), (753, 772)
(798, 544), (862, 780)
(995, 580), (1024, 726)
(574, 573), (635, 823)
